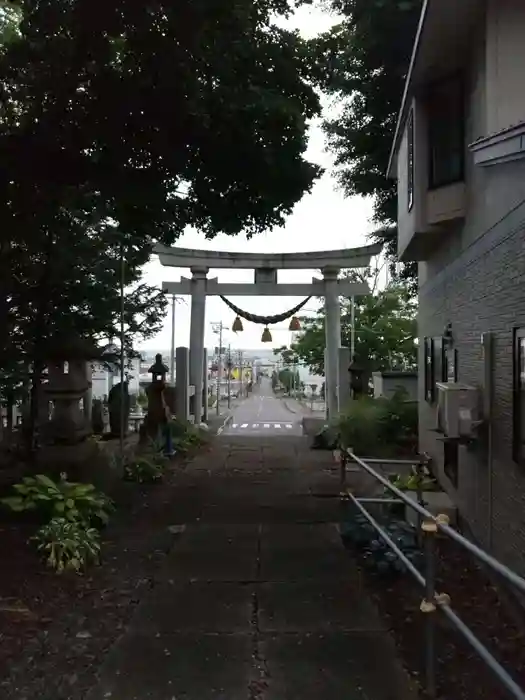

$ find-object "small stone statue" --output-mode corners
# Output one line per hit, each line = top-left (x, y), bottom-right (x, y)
(108, 381), (130, 437)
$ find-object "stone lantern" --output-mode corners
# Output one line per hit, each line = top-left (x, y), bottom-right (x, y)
(140, 354), (170, 442)
(43, 336), (100, 445)
(149, 354), (169, 386)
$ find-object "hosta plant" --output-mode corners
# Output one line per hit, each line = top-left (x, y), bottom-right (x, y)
(124, 457), (164, 483)
(1, 473), (113, 526)
(31, 517), (101, 574)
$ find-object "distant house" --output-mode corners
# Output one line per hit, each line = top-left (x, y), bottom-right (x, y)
(388, 0), (525, 572)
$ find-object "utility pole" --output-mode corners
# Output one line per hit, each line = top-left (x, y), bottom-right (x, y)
(119, 243), (125, 469)
(239, 350), (244, 397)
(216, 323), (223, 415)
(169, 294), (176, 384)
(212, 321), (229, 416)
(350, 295), (356, 361)
(227, 344), (231, 409)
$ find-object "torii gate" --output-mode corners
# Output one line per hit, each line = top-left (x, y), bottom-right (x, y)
(155, 243), (381, 423)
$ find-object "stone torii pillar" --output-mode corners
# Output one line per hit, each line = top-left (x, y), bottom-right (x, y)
(189, 266), (208, 424)
(323, 267), (342, 421)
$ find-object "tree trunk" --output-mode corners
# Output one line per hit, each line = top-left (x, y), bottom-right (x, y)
(27, 231), (54, 460)
(5, 391), (14, 443)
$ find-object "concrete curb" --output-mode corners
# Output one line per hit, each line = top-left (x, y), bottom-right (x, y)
(216, 413), (233, 436)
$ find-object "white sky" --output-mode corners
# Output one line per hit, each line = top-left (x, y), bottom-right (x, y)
(140, 3), (375, 352)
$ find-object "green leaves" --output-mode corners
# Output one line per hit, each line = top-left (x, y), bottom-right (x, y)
(288, 272), (417, 377)
(337, 391), (418, 458)
(308, 0), (422, 286)
(2, 472), (112, 574)
(31, 517), (101, 574)
(0, 0), (323, 400)
(1, 473), (114, 526)
(124, 457), (164, 484)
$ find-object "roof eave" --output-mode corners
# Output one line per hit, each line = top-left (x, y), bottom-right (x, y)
(386, 0), (430, 179)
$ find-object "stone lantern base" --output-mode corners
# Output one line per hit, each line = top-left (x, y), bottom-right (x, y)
(41, 392), (90, 445)
(36, 439), (126, 491)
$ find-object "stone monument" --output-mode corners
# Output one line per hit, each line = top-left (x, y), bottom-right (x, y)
(107, 380), (130, 438)
(92, 398), (105, 435)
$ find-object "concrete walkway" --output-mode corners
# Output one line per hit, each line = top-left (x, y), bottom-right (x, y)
(87, 436), (417, 700)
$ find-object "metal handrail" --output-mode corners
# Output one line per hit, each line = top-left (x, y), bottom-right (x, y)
(342, 448), (525, 699)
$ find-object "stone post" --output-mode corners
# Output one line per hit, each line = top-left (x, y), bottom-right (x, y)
(338, 346), (351, 413)
(202, 348), (209, 424)
(323, 267), (341, 421)
(189, 267), (208, 424)
(175, 346), (190, 422)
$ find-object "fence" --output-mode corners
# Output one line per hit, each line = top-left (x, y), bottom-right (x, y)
(340, 448), (525, 700)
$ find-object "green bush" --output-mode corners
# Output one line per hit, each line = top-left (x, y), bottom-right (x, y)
(31, 517), (101, 574)
(337, 390), (418, 457)
(1, 473), (114, 526)
(389, 466), (439, 492)
(124, 456), (164, 483)
(166, 419), (207, 454)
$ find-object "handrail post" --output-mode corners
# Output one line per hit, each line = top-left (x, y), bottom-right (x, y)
(339, 448), (347, 494)
(421, 517), (438, 697)
(415, 459), (424, 547)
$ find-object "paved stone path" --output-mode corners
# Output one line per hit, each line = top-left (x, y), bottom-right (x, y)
(87, 435), (417, 700)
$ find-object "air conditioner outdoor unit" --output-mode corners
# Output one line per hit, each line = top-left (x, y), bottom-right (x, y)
(435, 382), (478, 439)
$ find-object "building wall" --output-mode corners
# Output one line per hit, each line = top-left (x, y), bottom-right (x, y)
(417, 3), (525, 574)
(485, 0), (525, 134)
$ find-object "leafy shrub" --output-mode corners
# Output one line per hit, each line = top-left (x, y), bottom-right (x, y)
(31, 517), (101, 574)
(124, 456), (164, 483)
(341, 510), (424, 577)
(1, 473), (114, 525)
(337, 390), (418, 457)
(166, 420), (207, 454)
(389, 466), (439, 492)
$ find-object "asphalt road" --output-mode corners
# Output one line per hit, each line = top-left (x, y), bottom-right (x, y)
(222, 379), (304, 436)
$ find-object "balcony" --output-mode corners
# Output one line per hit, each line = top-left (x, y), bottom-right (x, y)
(426, 181), (466, 227)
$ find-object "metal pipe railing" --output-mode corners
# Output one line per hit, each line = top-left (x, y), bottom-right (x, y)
(342, 449), (525, 700)
(345, 449), (525, 595)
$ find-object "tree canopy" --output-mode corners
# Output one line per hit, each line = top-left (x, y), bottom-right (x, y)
(0, 0), (322, 404)
(283, 270), (417, 376)
(311, 0), (422, 291)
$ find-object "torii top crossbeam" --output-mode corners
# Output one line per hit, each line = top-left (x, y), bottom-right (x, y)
(154, 243), (382, 271)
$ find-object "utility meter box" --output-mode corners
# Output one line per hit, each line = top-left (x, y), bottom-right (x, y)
(435, 382), (478, 439)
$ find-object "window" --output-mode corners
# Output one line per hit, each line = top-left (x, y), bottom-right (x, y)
(407, 108), (414, 211)
(427, 76), (465, 189)
(433, 337), (445, 386)
(424, 337), (434, 402)
(513, 328), (525, 463)
(425, 336), (450, 403)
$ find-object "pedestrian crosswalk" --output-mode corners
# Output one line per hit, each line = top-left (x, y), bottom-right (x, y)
(231, 421), (294, 430)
